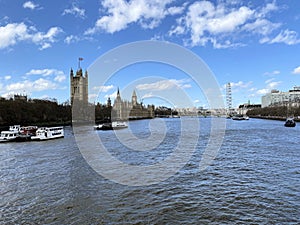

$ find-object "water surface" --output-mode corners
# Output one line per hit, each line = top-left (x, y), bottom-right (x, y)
(0, 118), (299, 224)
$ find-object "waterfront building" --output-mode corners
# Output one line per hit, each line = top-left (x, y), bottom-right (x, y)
(176, 107), (199, 116)
(111, 89), (154, 120)
(70, 68), (88, 105)
(237, 103), (261, 114)
(261, 86), (300, 108)
(14, 94), (27, 101)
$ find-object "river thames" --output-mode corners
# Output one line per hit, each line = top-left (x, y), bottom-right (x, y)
(1, 118), (299, 224)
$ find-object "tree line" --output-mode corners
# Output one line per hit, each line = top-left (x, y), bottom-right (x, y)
(0, 98), (180, 127)
(0, 99), (71, 126)
(247, 106), (300, 118)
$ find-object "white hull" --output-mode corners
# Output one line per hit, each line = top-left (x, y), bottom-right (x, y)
(0, 126), (20, 142)
(31, 134), (64, 141)
(0, 136), (18, 142)
(31, 127), (64, 141)
(94, 121), (128, 130)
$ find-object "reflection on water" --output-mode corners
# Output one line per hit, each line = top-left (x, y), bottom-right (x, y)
(0, 118), (299, 224)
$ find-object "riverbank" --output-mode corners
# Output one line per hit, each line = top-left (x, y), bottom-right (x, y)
(249, 115), (300, 122)
(0, 121), (72, 132)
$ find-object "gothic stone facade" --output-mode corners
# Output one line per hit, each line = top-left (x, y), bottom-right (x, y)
(111, 89), (154, 121)
(70, 68), (88, 105)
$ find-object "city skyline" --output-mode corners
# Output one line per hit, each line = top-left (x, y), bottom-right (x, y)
(1, 0), (300, 108)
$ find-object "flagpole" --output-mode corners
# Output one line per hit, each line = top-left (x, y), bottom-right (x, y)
(78, 57), (83, 69)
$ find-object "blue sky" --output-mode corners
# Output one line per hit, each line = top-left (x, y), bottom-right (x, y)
(0, 0), (300, 108)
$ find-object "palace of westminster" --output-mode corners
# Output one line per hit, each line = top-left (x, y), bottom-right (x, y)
(70, 67), (154, 120)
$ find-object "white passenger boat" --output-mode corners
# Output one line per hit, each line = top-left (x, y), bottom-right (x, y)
(0, 130), (19, 142)
(232, 115), (249, 120)
(31, 127), (64, 140)
(94, 121), (128, 130)
(0, 125), (21, 142)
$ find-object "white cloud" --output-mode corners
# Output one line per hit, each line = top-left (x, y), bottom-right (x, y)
(268, 81), (280, 89)
(243, 19), (280, 36)
(136, 79), (191, 91)
(93, 85), (114, 92)
(26, 69), (66, 83)
(5, 78), (57, 92)
(256, 78), (281, 95)
(105, 90), (118, 100)
(64, 35), (93, 44)
(23, 1), (39, 10)
(261, 29), (300, 45)
(4, 75), (11, 80)
(85, 0), (182, 34)
(292, 66), (300, 74)
(258, 1), (278, 17)
(169, 1), (298, 48)
(141, 92), (154, 99)
(89, 93), (98, 101)
(169, 1), (254, 47)
(0, 23), (28, 49)
(210, 38), (244, 49)
(26, 68), (64, 76)
(256, 88), (269, 95)
(64, 35), (80, 44)
(265, 78), (275, 84)
(150, 34), (165, 41)
(230, 81), (252, 89)
(39, 43), (51, 50)
(0, 23), (62, 50)
(54, 74), (66, 82)
(263, 70), (280, 76)
(260, 30), (299, 45)
(167, 3), (187, 16)
(63, 3), (85, 18)
(257, 1), (280, 17)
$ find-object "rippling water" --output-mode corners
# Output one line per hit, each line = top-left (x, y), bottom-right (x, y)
(1, 118), (299, 224)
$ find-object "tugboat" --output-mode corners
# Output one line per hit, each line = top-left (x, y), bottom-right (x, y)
(284, 117), (296, 127)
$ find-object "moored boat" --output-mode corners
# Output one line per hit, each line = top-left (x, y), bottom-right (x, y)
(232, 115), (249, 120)
(0, 130), (19, 142)
(284, 117), (296, 127)
(31, 127), (64, 140)
(15, 126), (38, 141)
(0, 125), (21, 142)
(94, 121), (128, 130)
(112, 121), (128, 129)
(94, 123), (112, 130)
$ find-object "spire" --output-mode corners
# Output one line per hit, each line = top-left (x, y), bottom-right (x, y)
(132, 90), (137, 97)
(107, 97), (112, 107)
(132, 89), (137, 106)
(115, 87), (121, 102)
